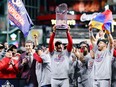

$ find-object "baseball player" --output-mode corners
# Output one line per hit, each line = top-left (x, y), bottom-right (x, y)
(49, 25), (73, 87)
(74, 41), (94, 87)
(36, 45), (51, 87)
(111, 40), (116, 87)
(89, 27), (114, 87)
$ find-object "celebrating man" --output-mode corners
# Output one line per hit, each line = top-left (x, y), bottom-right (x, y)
(49, 25), (73, 87)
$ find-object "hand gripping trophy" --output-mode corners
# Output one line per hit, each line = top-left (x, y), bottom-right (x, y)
(56, 3), (68, 29)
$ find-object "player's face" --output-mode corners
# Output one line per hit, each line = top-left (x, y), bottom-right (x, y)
(55, 44), (63, 52)
(12, 48), (17, 56)
(80, 43), (88, 50)
(25, 43), (33, 53)
(80, 44), (88, 55)
(98, 41), (106, 51)
(6, 51), (13, 58)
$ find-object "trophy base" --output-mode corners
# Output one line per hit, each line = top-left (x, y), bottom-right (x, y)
(56, 25), (68, 30)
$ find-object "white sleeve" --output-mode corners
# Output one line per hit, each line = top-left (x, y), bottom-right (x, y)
(93, 44), (98, 53)
(40, 53), (51, 63)
(77, 60), (83, 67)
(107, 43), (114, 56)
(65, 50), (71, 57)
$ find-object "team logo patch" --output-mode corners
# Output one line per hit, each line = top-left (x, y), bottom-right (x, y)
(95, 53), (103, 62)
(88, 60), (94, 69)
(54, 54), (65, 62)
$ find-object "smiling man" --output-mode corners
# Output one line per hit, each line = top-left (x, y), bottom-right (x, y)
(49, 25), (73, 87)
(89, 28), (114, 87)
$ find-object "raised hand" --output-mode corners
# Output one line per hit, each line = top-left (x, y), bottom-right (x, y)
(53, 25), (56, 32)
(67, 25), (71, 32)
(21, 58), (28, 65)
(88, 25), (92, 31)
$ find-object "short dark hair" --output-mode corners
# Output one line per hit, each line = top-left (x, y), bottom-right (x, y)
(79, 41), (88, 46)
(0, 45), (4, 49)
(76, 44), (81, 49)
(37, 45), (43, 50)
(97, 39), (108, 45)
(79, 41), (90, 52)
(55, 41), (62, 46)
(25, 40), (34, 44)
(9, 44), (17, 49)
(64, 45), (67, 50)
(25, 40), (34, 49)
(7, 44), (17, 52)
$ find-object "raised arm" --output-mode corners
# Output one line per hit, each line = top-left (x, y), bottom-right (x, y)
(106, 30), (114, 50)
(33, 34), (38, 49)
(66, 26), (73, 52)
(49, 25), (56, 52)
(89, 27), (96, 47)
(33, 52), (43, 63)
(74, 49), (87, 63)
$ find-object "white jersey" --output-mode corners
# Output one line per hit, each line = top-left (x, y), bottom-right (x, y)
(112, 57), (116, 80)
(78, 53), (94, 82)
(87, 54), (94, 78)
(92, 44), (113, 79)
(68, 53), (78, 75)
(40, 53), (51, 86)
(36, 62), (42, 87)
(36, 53), (51, 87)
(50, 50), (71, 79)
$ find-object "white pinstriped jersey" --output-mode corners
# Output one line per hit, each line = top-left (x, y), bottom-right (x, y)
(50, 50), (71, 79)
(92, 44), (113, 79)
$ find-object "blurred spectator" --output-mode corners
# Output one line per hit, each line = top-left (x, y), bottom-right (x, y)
(18, 40), (42, 87)
(9, 44), (20, 57)
(0, 49), (19, 78)
(0, 44), (5, 59)
(3, 42), (9, 51)
(113, 40), (116, 57)
(0, 42), (10, 59)
(19, 41), (26, 54)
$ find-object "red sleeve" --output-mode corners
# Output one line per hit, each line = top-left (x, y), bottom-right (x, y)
(49, 32), (55, 52)
(89, 44), (93, 50)
(7, 61), (19, 73)
(66, 31), (73, 52)
(12, 61), (19, 73)
(33, 53), (43, 63)
(113, 49), (116, 57)
(12, 59), (20, 73)
(0, 57), (10, 71)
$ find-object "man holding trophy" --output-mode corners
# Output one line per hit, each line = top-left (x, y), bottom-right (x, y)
(49, 24), (73, 87)
(49, 3), (73, 85)
(48, 3), (73, 87)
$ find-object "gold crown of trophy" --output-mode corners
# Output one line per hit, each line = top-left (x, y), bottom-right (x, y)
(56, 3), (68, 30)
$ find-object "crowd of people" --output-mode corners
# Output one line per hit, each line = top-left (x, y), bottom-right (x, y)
(0, 24), (115, 87)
